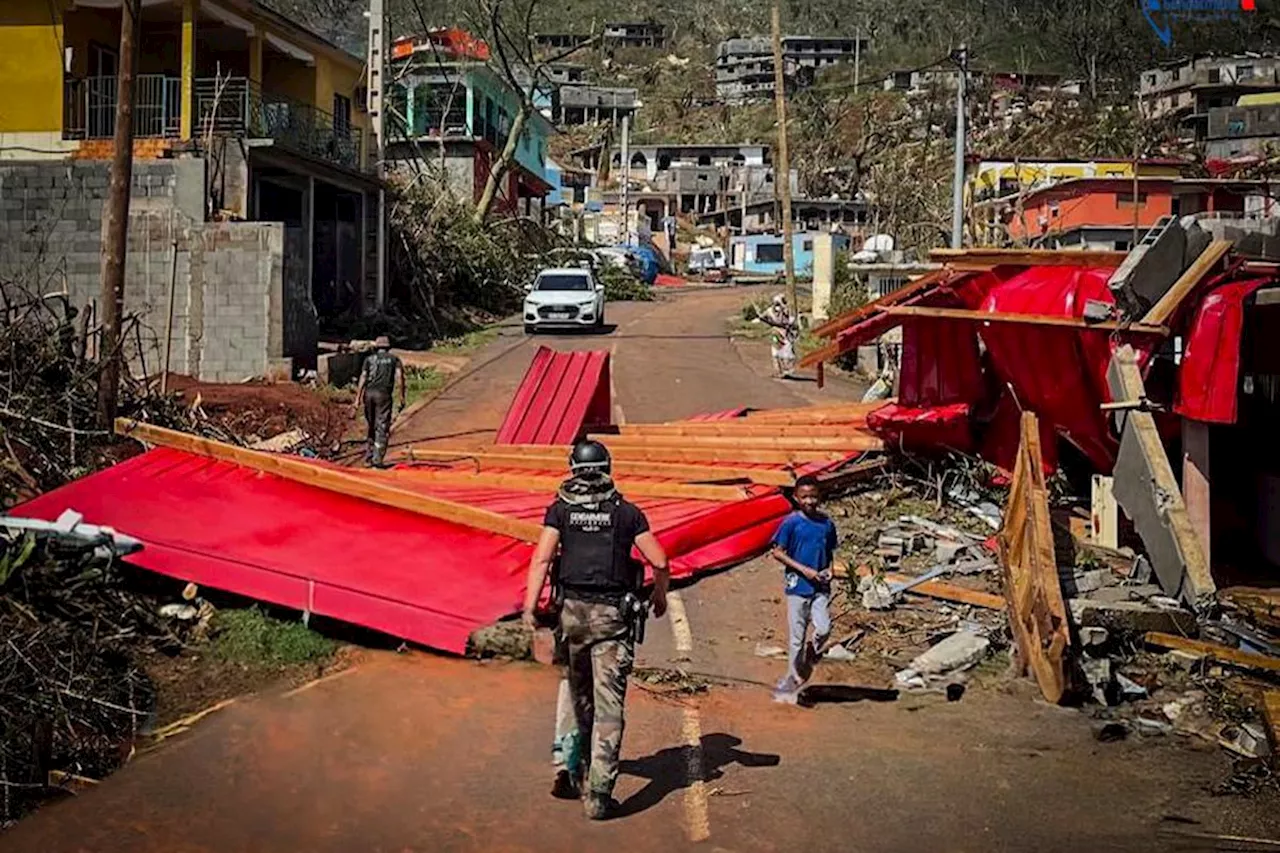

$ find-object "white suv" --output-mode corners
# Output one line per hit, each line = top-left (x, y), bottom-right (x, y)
(523, 267), (606, 333)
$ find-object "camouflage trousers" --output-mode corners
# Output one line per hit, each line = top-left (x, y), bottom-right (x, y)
(559, 598), (634, 798)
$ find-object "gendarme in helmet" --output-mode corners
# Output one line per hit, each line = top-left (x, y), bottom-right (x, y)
(569, 439), (611, 475)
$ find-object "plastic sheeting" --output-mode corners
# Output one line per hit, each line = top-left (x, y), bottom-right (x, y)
(495, 347), (612, 445)
(1176, 277), (1270, 424)
(13, 448), (799, 654)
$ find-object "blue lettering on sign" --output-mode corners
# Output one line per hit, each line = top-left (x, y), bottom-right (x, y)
(1142, 0), (1253, 48)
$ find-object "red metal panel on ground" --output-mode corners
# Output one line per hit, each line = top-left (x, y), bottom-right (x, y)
(495, 347), (612, 445)
(1175, 277), (1269, 424)
(12, 446), (809, 654)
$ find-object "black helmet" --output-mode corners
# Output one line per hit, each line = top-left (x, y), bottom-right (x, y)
(569, 439), (611, 474)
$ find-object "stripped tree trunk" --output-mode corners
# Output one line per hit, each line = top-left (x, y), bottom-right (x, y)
(472, 103), (530, 224)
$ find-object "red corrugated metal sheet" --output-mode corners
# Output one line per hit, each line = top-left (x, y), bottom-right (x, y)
(13, 447), (802, 654)
(1175, 277), (1269, 424)
(495, 347), (612, 445)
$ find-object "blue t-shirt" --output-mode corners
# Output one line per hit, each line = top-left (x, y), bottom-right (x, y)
(772, 510), (838, 598)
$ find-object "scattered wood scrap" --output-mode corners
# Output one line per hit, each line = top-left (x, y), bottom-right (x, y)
(1144, 632), (1280, 675)
(998, 412), (1072, 705)
(853, 564), (1006, 611)
(114, 420), (543, 542)
(1218, 587), (1280, 634)
(1264, 691), (1280, 756)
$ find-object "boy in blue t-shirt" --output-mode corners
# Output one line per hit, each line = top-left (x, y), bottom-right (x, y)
(770, 475), (838, 703)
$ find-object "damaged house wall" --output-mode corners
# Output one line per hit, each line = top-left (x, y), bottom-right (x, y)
(0, 160), (316, 382)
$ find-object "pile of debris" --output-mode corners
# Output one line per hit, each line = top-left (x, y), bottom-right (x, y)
(0, 512), (202, 824)
(825, 412), (1280, 792)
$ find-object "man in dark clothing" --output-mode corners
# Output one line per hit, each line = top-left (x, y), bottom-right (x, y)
(522, 440), (670, 821)
(353, 335), (405, 466)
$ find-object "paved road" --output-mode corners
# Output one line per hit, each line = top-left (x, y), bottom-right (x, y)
(6, 288), (1278, 852)
(390, 285), (858, 450)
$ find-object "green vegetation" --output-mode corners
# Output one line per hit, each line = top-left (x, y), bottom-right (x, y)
(433, 327), (500, 355)
(211, 607), (337, 666)
(599, 264), (654, 302)
(403, 365), (449, 409)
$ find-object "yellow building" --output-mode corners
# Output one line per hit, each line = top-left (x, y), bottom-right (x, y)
(0, 0), (386, 379)
(967, 158), (1188, 205)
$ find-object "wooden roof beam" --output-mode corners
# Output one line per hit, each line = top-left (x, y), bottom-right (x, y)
(114, 420), (543, 542)
(588, 433), (886, 452)
(396, 448), (798, 486)
(376, 469), (751, 502)
(885, 305), (1170, 335)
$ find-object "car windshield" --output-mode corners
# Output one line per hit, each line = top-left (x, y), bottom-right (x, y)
(536, 274), (591, 292)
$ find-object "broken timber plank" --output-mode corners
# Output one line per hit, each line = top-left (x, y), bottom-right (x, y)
(114, 420), (542, 542)
(377, 469), (750, 502)
(397, 448), (797, 487)
(929, 248), (1128, 268)
(1141, 239), (1233, 327)
(492, 443), (846, 466)
(618, 423), (867, 438)
(1144, 632), (1280, 675)
(998, 412), (1072, 704)
(884, 305), (1169, 335)
(1107, 345), (1215, 609)
(588, 433), (885, 452)
(1264, 691), (1280, 756)
(854, 564), (1005, 610)
(1218, 587), (1280, 634)
(813, 457), (889, 492)
(811, 269), (950, 339)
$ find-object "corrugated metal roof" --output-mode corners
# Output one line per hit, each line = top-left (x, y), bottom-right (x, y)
(495, 347), (611, 445)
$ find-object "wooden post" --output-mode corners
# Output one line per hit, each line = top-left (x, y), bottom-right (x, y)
(1182, 418), (1211, 568)
(179, 0), (195, 140)
(770, 3), (796, 309)
(97, 0), (141, 427)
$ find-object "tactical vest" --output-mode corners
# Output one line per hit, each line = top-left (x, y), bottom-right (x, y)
(556, 496), (640, 597)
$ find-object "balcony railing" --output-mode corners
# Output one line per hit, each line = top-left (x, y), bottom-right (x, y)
(194, 77), (363, 171)
(63, 74), (182, 140)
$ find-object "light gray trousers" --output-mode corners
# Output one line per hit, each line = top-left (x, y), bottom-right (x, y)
(777, 592), (831, 693)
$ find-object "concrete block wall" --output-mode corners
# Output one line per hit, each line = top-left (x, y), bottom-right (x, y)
(0, 159), (312, 382)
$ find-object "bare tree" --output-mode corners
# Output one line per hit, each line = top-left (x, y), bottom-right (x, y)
(466, 0), (599, 224)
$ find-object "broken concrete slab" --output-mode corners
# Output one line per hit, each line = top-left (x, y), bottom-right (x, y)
(1069, 599), (1198, 636)
(1058, 567), (1112, 596)
(1108, 215), (1185, 318)
(1107, 345), (1215, 610)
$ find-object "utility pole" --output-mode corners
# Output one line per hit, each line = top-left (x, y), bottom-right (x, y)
(1131, 93), (1143, 249)
(771, 3), (796, 309)
(97, 0), (140, 426)
(620, 114), (631, 244)
(853, 24), (861, 92)
(367, 0), (386, 309)
(949, 42), (968, 250)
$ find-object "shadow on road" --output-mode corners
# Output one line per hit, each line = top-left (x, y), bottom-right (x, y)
(797, 684), (899, 706)
(616, 733), (780, 817)
(527, 324), (619, 337)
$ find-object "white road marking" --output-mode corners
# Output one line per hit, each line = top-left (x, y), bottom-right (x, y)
(611, 341), (625, 425)
(665, 590), (710, 841)
(680, 705), (712, 843)
(667, 591), (693, 660)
